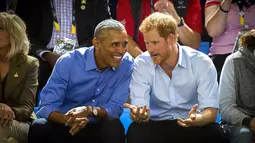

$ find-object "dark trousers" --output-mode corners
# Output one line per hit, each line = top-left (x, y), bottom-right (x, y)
(210, 53), (231, 82)
(28, 118), (125, 143)
(127, 120), (228, 143)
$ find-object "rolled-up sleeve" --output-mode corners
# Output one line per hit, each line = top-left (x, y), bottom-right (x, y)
(195, 54), (219, 110)
(130, 56), (151, 107)
(37, 55), (70, 118)
(101, 63), (134, 118)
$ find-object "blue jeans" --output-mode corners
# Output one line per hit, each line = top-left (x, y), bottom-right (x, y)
(223, 124), (253, 143)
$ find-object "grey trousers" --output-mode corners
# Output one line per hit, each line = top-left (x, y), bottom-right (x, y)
(0, 120), (29, 143)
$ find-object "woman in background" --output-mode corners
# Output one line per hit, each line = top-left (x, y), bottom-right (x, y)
(0, 12), (38, 143)
(205, 0), (255, 80)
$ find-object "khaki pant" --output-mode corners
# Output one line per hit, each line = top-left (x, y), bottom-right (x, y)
(0, 120), (29, 143)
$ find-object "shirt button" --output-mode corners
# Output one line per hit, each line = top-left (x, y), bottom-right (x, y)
(97, 88), (99, 92)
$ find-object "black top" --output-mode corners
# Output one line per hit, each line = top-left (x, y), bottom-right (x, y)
(1, 74), (8, 101)
(0, 0), (7, 11)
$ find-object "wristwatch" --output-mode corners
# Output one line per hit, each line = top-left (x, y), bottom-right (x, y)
(178, 17), (185, 27)
(92, 107), (98, 116)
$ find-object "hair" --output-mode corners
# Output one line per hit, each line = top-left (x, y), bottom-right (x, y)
(94, 19), (126, 40)
(0, 12), (29, 59)
(240, 29), (255, 51)
(139, 12), (177, 39)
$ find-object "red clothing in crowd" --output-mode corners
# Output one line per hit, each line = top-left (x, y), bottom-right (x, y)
(117, 0), (202, 51)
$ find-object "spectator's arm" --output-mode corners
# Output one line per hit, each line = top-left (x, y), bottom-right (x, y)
(219, 55), (249, 125)
(37, 54), (71, 123)
(178, 0), (202, 49)
(130, 56), (151, 107)
(205, 0), (232, 37)
(127, 36), (143, 58)
(117, 0), (143, 57)
(195, 53), (219, 123)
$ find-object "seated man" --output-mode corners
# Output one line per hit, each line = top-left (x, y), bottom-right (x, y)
(124, 12), (227, 143)
(28, 19), (134, 143)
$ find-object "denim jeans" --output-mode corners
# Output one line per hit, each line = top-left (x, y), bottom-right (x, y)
(223, 124), (253, 143)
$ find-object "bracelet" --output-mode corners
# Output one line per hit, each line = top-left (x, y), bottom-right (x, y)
(220, 4), (230, 13)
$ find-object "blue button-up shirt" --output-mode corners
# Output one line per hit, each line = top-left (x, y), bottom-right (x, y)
(37, 47), (134, 119)
(130, 45), (219, 120)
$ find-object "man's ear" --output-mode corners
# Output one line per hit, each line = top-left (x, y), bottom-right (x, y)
(167, 34), (176, 44)
(92, 37), (99, 49)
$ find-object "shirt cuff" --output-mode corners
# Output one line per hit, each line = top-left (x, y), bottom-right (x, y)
(131, 98), (150, 107)
(39, 50), (52, 61)
(36, 105), (60, 119)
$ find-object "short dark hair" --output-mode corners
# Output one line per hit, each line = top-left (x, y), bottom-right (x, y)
(94, 19), (126, 39)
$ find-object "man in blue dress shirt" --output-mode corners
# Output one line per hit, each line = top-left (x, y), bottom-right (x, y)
(124, 12), (227, 143)
(28, 19), (134, 143)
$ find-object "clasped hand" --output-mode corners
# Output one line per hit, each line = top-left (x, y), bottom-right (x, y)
(65, 106), (90, 136)
(124, 103), (150, 123)
(0, 103), (15, 127)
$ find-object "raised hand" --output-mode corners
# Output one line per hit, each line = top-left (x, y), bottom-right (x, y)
(177, 104), (199, 127)
(154, 0), (180, 22)
(123, 103), (150, 123)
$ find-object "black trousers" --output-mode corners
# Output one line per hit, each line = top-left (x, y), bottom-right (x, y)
(28, 118), (125, 143)
(127, 120), (228, 143)
(210, 53), (231, 82)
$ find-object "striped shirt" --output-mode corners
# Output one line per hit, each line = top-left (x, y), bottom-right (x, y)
(47, 0), (78, 49)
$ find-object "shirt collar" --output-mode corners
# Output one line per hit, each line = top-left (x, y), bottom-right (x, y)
(177, 44), (187, 69)
(85, 47), (97, 71)
(85, 47), (116, 72)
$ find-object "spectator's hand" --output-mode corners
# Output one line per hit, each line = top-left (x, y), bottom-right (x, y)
(0, 103), (15, 127)
(42, 52), (62, 68)
(177, 104), (202, 127)
(224, 0), (233, 4)
(123, 103), (150, 123)
(249, 118), (255, 133)
(154, 0), (180, 22)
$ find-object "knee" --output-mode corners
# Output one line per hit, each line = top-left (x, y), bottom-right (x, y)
(29, 118), (49, 137)
(102, 118), (125, 133)
(127, 122), (143, 138)
(231, 127), (253, 142)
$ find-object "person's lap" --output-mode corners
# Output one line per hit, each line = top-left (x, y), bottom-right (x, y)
(28, 118), (125, 143)
(127, 120), (227, 143)
(223, 124), (253, 143)
(0, 120), (29, 143)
